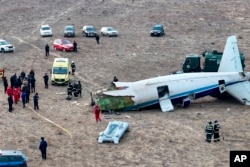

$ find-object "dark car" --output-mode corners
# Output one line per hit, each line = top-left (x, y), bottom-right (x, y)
(82, 25), (97, 37)
(64, 25), (75, 37)
(150, 24), (164, 37)
(0, 150), (28, 167)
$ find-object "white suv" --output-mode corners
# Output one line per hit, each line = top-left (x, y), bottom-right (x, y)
(40, 25), (53, 37)
(100, 27), (118, 37)
(0, 39), (15, 53)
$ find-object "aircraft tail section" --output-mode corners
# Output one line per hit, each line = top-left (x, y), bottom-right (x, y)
(218, 35), (243, 72)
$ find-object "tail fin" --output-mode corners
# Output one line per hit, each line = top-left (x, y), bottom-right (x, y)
(218, 35), (243, 72)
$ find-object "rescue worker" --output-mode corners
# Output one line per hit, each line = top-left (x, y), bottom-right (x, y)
(213, 120), (220, 142)
(77, 81), (82, 97)
(20, 70), (26, 81)
(29, 69), (35, 78)
(43, 73), (49, 89)
(73, 40), (77, 52)
(45, 44), (50, 57)
(71, 61), (76, 75)
(72, 82), (78, 97)
(39, 137), (47, 160)
(95, 34), (100, 44)
(205, 121), (214, 143)
(67, 82), (73, 99)
(6, 86), (13, 96)
(8, 95), (13, 112)
(3, 76), (8, 93)
(33, 92), (39, 110)
(93, 104), (101, 122)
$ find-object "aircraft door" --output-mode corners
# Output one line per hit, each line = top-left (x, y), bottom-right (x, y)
(157, 86), (174, 112)
(218, 80), (226, 93)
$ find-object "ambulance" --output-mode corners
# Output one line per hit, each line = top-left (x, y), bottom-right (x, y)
(51, 58), (71, 85)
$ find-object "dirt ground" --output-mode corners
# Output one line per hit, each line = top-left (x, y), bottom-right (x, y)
(0, 0), (250, 166)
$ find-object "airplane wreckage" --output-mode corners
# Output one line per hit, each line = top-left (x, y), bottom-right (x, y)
(92, 35), (250, 112)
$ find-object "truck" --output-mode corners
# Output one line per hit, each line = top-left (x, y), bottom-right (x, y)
(173, 50), (245, 74)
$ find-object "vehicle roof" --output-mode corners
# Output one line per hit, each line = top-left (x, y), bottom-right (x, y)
(0, 150), (25, 156)
(84, 25), (94, 28)
(153, 24), (163, 27)
(0, 39), (7, 42)
(54, 58), (69, 63)
(65, 25), (74, 28)
(41, 25), (50, 27)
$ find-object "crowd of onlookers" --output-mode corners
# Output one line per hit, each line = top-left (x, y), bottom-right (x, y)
(2, 69), (39, 112)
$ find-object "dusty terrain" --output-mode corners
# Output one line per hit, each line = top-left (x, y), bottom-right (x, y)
(0, 0), (250, 166)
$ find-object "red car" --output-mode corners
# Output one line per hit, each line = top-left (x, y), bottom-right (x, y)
(53, 39), (74, 52)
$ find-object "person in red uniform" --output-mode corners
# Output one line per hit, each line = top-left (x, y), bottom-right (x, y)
(13, 87), (20, 103)
(93, 104), (101, 122)
(6, 86), (13, 96)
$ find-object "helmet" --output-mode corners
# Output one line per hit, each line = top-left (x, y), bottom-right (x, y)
(208, 121), (212, 124)
(72, 61), (74, 63)
(214, 120), (218, 123)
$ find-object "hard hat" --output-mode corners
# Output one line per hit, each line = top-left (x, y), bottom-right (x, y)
(214, 120), (218, 123)
(208, 121), (212, 124)
(72, 61), (74, 63)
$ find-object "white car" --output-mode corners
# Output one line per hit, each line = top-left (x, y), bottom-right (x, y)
(40, 25), (53, 37)
(0, 39), (15, 53)
(100, 27), (118, 37)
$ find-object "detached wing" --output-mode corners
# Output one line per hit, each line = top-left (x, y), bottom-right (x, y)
(226, 81), (250, 105)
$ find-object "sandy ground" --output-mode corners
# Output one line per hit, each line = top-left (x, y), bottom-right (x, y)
(0, 0), (250, 166)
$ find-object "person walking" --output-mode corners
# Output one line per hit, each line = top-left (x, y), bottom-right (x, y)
(93, 104), (101, 122)
(95, 34), (100, 44)
(43, 73), (49, 89)
(30, 75), (36, 93)
(205, 121), (213, 143)
(33, 92), (39, 110)
(45, 44), (50, 57)
(8, 95), (13, 112)
(3, 76), (8, 93)
(71, 61), (76, 75)
(10, 73), (17, 89)
(77, 81), (82, 97)
(213, 120), (221, 142)
(39, 137), (47, 160)
(73, 40), (77, 52)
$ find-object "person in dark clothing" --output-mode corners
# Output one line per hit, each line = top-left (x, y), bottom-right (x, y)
(14, 76), (22, 89)
(25, 86), (30, 103)
(95, 34), (100, 44)
(71, 61), (76, 75)
(21, 91), (26, 108)
(205, 121), (213, 143)
(10, 73), (17, 89)
(45, 44), (50, 57)
(72, 83), (78, 97)
(8, 95), (13, 112)
(33, 93), (39, 110)
(39, 137), (47, 160)
(77, 81), (82, 97)
(43, 73), (49, 89)
(3, 76), (8, 93)
(67, 82), (73, 98)
(213, 120), (220, 142)
(20, 71), (26, 81)
(73, 40), (77, 52)
(29, 69), (35, 77)
(30, 76), (36, 93)
(113, 76), (118, 82)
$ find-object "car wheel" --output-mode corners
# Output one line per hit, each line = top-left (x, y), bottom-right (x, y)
(85, 33), (88, 37)
(1, 48), (5, 53)
(101, 32), (104, 36)
(108, 34), (110, 37)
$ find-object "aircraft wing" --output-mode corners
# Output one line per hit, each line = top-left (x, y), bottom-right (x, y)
(226, 81), (250, 105)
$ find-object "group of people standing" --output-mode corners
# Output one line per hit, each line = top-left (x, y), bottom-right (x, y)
(205, 120), (221, 143)
(2, 69), (41, 111)
(66, 81), (82, 100)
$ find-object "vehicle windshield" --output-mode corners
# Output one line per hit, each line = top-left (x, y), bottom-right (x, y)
(86, 27), (94, 31)
(53, 67), (68, 74)
(42, 27), (51, 30)
(107, 27), (115, 31)
(62, 40), (71, 44)
(65, 27), (74, 31)
(153, 26), (162, 30)
(0, 41), (9, 45)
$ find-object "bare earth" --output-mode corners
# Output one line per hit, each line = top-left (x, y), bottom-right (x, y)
(0, 0), (250, 167)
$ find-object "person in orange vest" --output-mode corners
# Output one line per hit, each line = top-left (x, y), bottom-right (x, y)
(93, 104), (101, 122)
